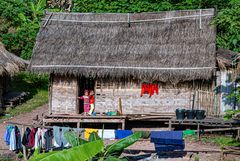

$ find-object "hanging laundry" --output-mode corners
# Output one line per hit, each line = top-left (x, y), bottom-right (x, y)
(22, 127), (31, 147)
(53, 126), (70, 148)
(98, 130), (115, 140)
(140, 83), (159, 97)
(44, 130), (53, 151)
(73, 128), (84, 138)
(4, 125), (14, 145)
(15, 126), (22, 151)
(28, 128), (37, 148)
(35, 128), (45, 149)
(9, 127), (16, 151)
(40, 128), (48, 150)
(4, 125), (22, 151)
(84, 128), (98, 140)
(149, 84), (158, 97)
(115, 130), (133, 139)
(140, 83), (150, 97)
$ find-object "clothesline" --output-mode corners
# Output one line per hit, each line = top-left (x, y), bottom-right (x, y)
(5, 122), (53, 129)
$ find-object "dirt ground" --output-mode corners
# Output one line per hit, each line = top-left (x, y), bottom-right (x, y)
(0, 104), (239, 161)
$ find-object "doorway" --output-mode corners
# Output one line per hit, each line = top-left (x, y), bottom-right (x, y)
(78, 77), (95, 114)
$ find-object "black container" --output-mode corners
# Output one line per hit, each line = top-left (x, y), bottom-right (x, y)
(176, 109), (185, 120)
(186, 110), (195, 119)
(195, 110), (205, 120)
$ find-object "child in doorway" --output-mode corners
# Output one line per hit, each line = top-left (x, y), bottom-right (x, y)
(88, 90), (95, 115)
(78, 90), (90, 115)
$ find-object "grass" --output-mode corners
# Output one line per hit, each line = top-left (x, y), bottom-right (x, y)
(4, 89), (48, 116)
(0, 72), (48, 120)
(201, 135), (240, 147)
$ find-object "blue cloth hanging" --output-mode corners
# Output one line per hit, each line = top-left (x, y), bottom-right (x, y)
(115, 130), (133, 139)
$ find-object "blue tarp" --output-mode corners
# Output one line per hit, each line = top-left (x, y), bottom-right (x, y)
(150, 131), (185, 152)
(150, 131), (184, 145)
(154, 144), (185, 152)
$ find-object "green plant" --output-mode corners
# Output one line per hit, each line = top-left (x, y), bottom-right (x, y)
(29, 131), (142, 161)
(29, 140), (104, 161)
(224, 109), (240, 120)
(201, 136), (240, 147)
(213, 0), (240, 53)
(194, 153), (200, 161)
(17, 152), (23, 159)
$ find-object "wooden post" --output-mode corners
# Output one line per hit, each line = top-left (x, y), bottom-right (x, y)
(197, 123), (200, 140)
(168, 120), (172, 130)
(21, 125), (27, 160)
(122, 119), (125, 130)
(118, 98), (123, 115)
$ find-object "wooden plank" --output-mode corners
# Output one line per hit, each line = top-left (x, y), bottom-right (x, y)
(43, 118), (125, 123)
(129, 116), (173, 121)
(46, 114), (126, 119)
(195, 127), (240, 132)
(166, 122), (231, 127)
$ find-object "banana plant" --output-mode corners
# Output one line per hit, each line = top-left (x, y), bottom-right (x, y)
(29, 139), (104, 161)
(29, 130), (142, 161)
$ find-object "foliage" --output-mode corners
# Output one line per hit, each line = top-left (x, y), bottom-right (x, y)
(0, 0), (46, 59)
(11, 71), (49, 90)
(104, 132), (142, 157)
(72, 0), (230, 13)
(194, 154), (200, 161)
(224, 109), (240, 120)
(29, 140), (104, 161)
(213, 0), (240, 53)
(0, 72), (48, 120)
(30, 131), (142, 161)
(201, 135), (240, 147)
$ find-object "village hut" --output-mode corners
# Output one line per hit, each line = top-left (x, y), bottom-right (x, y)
(29, 9), (217, 116)
(216, 48), (240, 112)
(0, 42), (28, 108)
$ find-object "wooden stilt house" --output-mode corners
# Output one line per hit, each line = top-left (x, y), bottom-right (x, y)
(216, 48), (240, 113)
(0, 42), (28, 108)
(29, 9), (218, 117)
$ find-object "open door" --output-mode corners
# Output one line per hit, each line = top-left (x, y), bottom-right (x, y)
(78, 77), (95, 114)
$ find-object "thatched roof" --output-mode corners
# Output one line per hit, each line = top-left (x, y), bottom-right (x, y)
(29, 9), (216, 83)
(0, 42), (28, 76)
(216, 48), (240, 70)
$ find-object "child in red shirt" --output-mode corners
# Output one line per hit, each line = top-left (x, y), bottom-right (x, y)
(88, 90), (95, 115)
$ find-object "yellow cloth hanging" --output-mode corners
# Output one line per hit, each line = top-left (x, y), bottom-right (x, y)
(84, 128), (98, 139)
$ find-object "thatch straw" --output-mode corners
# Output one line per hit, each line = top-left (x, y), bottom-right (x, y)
(216, 48), (240, 71)
(0, 42), (28, 76)
(29, 9), (216, 83)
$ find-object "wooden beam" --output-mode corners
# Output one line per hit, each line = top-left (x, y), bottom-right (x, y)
(43, 118), (125, 123)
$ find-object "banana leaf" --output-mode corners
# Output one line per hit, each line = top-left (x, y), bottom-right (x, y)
(29, 140), (104, 161)
(105, 132), (142, 157)
(88, 131), (101, 142)
(64, 131), (88, 147)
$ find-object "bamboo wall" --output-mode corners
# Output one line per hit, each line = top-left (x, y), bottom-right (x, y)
(51, 75), (77, 114)
(50, 76), (216, 115)
(94, 78), (214, 114)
